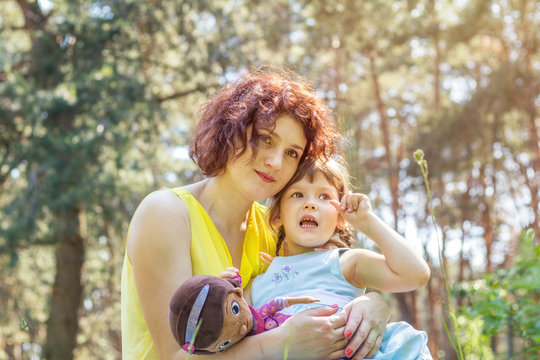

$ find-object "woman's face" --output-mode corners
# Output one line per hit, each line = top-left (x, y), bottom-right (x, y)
(224, 114), (307, 202)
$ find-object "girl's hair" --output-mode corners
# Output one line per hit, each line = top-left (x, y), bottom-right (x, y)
(190, 69), (341, 176)
(267, 156), (354, 255)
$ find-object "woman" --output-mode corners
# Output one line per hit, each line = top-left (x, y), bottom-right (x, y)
(121, 70), (390, 359)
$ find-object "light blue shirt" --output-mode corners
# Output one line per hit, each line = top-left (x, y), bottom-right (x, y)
(252, 249), (363, 314)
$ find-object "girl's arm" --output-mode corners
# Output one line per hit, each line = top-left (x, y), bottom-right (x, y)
(332, 194), (430, 292)
(130, 191), (349, 360)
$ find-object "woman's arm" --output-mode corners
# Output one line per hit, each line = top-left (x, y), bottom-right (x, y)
(129, 190), (194, 358)
(130, 191), (349, 360)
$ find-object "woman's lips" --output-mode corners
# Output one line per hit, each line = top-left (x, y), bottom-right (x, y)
(255, 170), (276, 182)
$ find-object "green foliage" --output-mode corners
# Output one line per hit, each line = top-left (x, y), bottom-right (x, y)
(456, 315), (495, 360)
(20, 318), (28, 333)
(462, 230), (540, 359)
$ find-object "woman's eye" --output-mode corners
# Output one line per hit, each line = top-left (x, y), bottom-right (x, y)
(286, 149), (298, 158)
(291, 192), (303, 198)
(259, 135), (272, 145)
(220, 340), (231, 349)
(231, 301), (240, 315)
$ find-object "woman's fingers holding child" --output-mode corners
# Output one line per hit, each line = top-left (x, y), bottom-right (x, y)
(363, 334), (383, 359)
(219, 266), (239, 279)
(259, 251), (274, 264)
(348, 330), (382, 359)
(281, 305), (347, 359)
(339, 294), (388, 359)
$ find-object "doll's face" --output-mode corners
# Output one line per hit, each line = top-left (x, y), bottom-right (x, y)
(200, 288), (253, 352)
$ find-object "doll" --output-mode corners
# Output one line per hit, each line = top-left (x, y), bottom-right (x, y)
(168, 275), (318, 354)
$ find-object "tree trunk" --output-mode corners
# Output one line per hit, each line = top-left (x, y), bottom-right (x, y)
(368, 50), (420, 325)
(368, 51), (400, 233)
(519, 0), (540, 240)
(429, 0), (441, 113)
(43, 205), (85, 360)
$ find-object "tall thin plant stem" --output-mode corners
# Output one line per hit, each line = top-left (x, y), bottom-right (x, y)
(414, 149), (464, 360)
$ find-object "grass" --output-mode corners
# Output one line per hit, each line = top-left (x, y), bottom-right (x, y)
(185, 320), (203, 360)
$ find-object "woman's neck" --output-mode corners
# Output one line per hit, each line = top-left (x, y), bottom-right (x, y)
(189, 177), (253, 237)
(186, 177), (254, 267)
(197, 177), (253, 225)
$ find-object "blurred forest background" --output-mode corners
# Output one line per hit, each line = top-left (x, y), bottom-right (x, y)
(0, 0), (538, 359)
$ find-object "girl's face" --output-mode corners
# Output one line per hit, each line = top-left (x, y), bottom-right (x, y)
(224, 114), (307, 201)
(275, 171), (340, 255)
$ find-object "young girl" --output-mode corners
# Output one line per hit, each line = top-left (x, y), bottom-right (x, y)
(225, 155), (432, 359)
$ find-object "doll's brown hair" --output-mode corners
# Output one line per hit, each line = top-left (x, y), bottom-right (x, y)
(267, 156), (354, 255)
(190, 69), (341, 176)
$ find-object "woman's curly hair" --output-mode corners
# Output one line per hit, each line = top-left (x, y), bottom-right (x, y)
(189, 69), (341, 176)
(267, 156), (354, 256)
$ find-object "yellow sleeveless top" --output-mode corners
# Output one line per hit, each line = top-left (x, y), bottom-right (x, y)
(121, 188), (276, 359)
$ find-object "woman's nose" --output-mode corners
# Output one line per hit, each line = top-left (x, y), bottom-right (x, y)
(264, 151), (282, 169)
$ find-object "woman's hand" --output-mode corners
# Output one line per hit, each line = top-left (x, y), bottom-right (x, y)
(334, 292), (389, 359)
(277, 305), (349, 360)
(219, 266), (240, 279)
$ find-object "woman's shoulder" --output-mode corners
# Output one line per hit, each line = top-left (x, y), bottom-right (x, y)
(138, 188), (189, 216)
(127, 189), (191, 259)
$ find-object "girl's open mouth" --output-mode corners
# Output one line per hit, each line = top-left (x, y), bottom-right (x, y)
(300, 215), (318, 229)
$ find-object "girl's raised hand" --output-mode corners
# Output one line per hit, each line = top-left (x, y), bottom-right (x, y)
(330, 193), (372, 226)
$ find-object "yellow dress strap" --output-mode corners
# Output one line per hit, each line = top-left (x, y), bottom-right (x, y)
(169, 187), (276, 286)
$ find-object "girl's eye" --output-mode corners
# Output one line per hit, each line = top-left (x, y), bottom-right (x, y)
(291, 192), (303, 198)
(220, 340), (231, 349)
(319, 194), (330, 200)
(286, 149), (298, 158)
(231, 301), (240, 315)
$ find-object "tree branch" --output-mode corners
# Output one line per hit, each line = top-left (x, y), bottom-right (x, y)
(0, 60), (28, 82)
(155, 82), (220, 103)
(15, 0), (47, 32)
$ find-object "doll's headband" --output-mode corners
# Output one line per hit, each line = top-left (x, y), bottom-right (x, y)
(182, 284), (210, 354)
